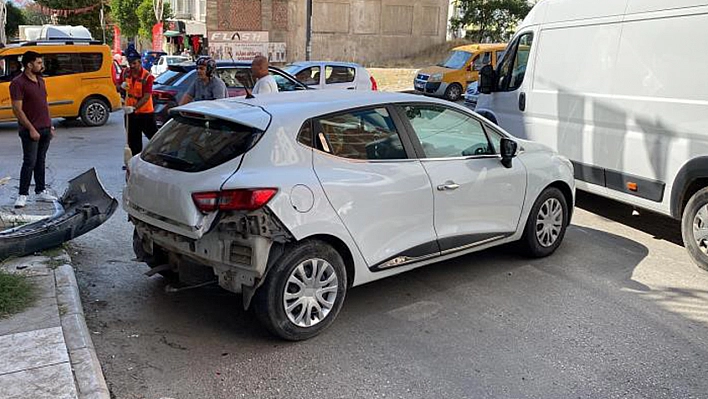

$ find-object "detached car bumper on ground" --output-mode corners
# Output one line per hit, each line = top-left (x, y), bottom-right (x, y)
(123, 91), (575, 340)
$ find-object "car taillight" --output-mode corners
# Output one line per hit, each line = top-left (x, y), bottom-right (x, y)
(192, 189), (278, 213)
(370, 76), (378, 91)
(153, 89), (177, 102)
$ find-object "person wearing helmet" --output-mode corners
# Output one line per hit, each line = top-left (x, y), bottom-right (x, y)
(179, 56), (227, 105)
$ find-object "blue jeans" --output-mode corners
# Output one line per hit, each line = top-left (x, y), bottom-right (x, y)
(19, 127), (52, 196)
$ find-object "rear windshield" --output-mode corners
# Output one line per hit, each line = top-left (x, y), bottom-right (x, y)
(141, 115), (264, 172)
(155, 70), (186, 86)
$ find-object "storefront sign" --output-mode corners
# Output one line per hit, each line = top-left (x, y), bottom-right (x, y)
(209, 31), (269, 43)
(209, 42), (269, 61)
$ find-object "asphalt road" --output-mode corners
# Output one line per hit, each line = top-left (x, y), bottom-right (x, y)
(1, 114), (708, 399)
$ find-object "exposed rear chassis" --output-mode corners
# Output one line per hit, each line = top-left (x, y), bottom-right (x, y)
(131, 208), (293, 307)
(0, 168), (118, 260)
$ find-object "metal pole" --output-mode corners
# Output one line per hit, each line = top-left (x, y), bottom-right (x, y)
(100, 3), (106, 44)
(305, 0), (312, 61)
(0, 2), (6, 45)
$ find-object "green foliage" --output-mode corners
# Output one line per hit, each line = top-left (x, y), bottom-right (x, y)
(110, 0), (142, 38)
(451, 0), (533, 43)
(136, 0), (173, 39)
(5, 1), (26, 40)
(0, 270), (35, 318)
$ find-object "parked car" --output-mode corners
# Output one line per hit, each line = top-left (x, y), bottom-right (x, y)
(151, 60), (308, 127)
(415, 43), (506, 101)
(283, 61), (377, 90)
(141, 50), (166, 71)
(464, 80), (480, 110)
(124, 90), (575, 340)
(151, 55), (190, 77)
(0, 40), (121, 126)
(476, 0), (708, 271)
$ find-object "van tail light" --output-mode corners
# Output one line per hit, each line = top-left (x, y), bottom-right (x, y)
(370, 76), (378, 91)
(153, 89), (178, 102)
(192, 189), (278, 213)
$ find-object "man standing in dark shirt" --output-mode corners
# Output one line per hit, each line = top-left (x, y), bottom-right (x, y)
(10, 51), (56, 208)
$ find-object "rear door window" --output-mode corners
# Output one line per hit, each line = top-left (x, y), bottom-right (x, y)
(42, 53), (80, 77)
(314, 107), (407, 160)
(325, 66), (356, 84)
(78, 53), (103, 73)
(217, 67), (252, 89)
(141, 115), (265, 172)
(155, 70), (187, 86)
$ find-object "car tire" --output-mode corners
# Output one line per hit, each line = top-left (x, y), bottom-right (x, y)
(80, 98), (110, 127)
(254, 240), (347, 341)
(518, 187), (569, 258)
(681, 187), (708, 271)
(132, 229), (177, 280)
(444, 83), (463, 102)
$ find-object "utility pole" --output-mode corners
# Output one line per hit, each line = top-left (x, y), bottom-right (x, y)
(0, 2), (6, 45)
(100, 2), (106, 43)
(305, 0), (312, 61)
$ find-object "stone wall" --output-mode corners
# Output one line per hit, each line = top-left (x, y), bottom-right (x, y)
(207, 0), (448, 64)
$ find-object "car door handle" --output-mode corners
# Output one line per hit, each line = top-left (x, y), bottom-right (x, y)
(437, 183), (460, 191)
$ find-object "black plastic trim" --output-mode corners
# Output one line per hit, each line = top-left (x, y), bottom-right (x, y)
(572, 161), (665, 203)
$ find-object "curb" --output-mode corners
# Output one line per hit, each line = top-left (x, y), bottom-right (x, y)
(54, 255), (110, 399)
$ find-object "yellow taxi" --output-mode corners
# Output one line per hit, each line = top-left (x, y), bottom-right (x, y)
(414, 43), (507, 101)
(0, 40), (121, 126)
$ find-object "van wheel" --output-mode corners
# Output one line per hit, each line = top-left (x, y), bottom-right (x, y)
(681, 187), (708, 271)
(80, 98), (110, 127)
(254, 240), (347, 341)
(518, 187), (569, 257)
(445, 83), (463, 102)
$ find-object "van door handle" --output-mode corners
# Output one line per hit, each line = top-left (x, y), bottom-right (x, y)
(437, 182), (460, 191)
(519, 92), (527, 112)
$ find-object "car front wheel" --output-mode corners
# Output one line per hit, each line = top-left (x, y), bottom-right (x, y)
(254, 240), (347, 341)
(519, 187), (569, 257)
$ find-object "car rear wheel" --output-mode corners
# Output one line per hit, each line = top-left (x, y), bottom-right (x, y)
(80, 98), (110, 127)
(681, 187), (708, 271)
(518, 187), (569, 257)
(254, 240), (347, 341)
(444, 83), (463, 102)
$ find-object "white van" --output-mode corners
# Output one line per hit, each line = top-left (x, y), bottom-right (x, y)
(476, 0), (708, 270)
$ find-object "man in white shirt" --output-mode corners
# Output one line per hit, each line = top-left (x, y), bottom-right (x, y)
(250, 55), (279, 95)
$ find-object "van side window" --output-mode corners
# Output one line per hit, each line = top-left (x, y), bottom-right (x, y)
(0, 56), (22, 82)
(497, 33), (533, 92)
(78, 53), (103, 73)
(42, 53), (79, 77)
(473, 52), (492, 71)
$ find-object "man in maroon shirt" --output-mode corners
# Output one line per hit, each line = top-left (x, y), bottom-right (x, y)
(10, 51), (56, 208)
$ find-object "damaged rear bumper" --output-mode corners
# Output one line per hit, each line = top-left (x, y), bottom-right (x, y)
(0, 168), (118, 259)
(130, 208), (292, 295)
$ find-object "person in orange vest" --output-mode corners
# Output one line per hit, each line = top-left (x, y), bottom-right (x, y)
(122, 48), (157, 156)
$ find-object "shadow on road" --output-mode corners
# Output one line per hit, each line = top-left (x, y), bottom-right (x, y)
(576, 190), (683, 247)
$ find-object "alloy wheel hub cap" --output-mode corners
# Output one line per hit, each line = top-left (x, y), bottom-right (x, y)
(283, 258), (338, 328)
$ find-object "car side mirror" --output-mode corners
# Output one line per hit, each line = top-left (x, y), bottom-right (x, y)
(500, 138), (518, 168)
(479, 65), (497, 94)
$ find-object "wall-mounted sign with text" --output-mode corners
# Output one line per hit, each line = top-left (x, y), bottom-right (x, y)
(209, 31), (269, 43)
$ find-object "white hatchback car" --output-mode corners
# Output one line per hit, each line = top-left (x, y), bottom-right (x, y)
(124, 91), (575, 340)
(283, 61), (377, 90)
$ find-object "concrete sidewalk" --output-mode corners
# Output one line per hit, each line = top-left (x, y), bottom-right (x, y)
(0, 253), (109, 399)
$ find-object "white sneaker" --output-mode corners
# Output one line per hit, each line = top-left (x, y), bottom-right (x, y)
(36, 190), (57, 202)
(14, 195), (28, 208)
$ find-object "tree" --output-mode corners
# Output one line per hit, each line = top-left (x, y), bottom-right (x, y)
(111, 0), (171, 40)
(451, 0), (533, 43)
(136, 0), (172, 39)
(35, 0), (108, 41)
(5, 1), (26, 40)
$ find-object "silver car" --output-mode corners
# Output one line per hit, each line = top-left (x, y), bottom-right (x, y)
(124, 91), (575, 340)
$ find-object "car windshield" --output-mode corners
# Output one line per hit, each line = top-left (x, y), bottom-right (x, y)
(167, 57), (188, 65)
(155, 70), (186, 86)
(282, 64), (302, 74)
(438, 51), (472, 70)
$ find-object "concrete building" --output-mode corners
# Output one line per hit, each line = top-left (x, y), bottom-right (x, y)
(206, 0), (449, 64)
